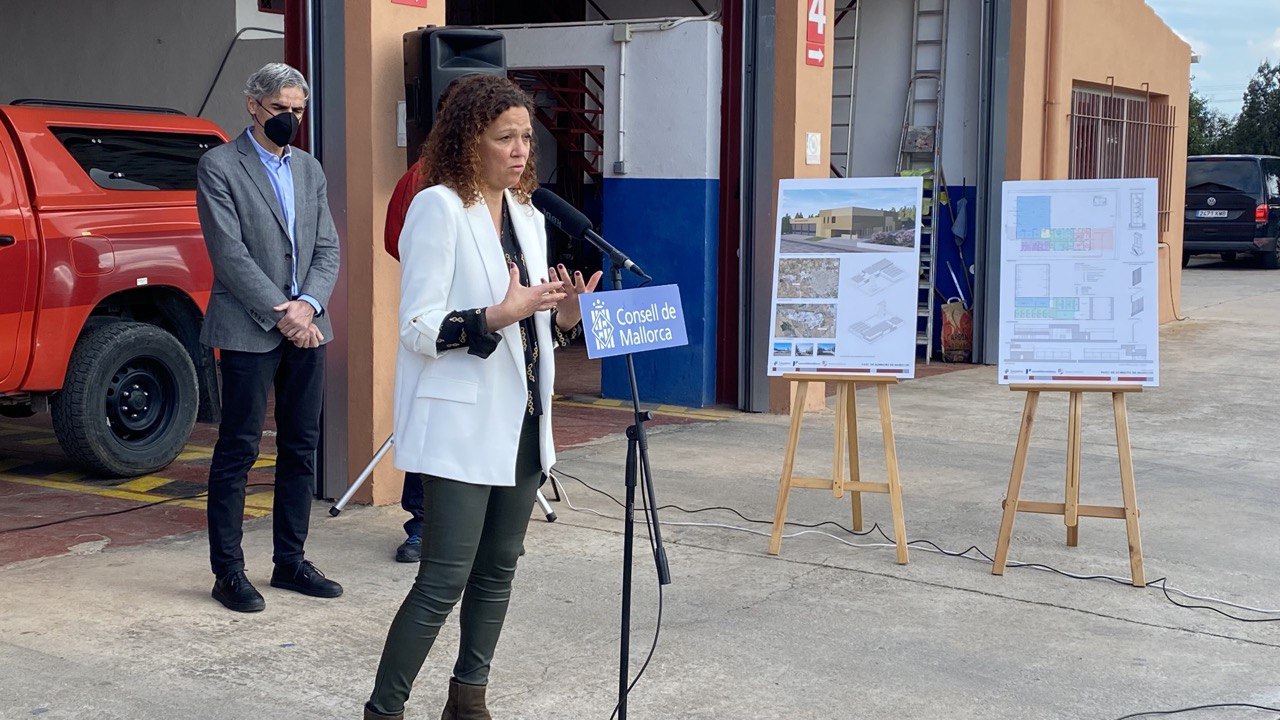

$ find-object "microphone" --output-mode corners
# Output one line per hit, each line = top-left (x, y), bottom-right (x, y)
(531, 188), (651, 282)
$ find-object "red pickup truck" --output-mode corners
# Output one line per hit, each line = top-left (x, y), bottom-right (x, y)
(0, 100), (228, 476)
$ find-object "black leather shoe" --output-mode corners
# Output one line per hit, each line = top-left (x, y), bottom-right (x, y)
(212, 570), (265, 613)
(395, 534), (421, 563)
(270, 560), (343, 598)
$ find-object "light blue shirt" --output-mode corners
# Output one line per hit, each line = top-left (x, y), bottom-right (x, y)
(246, 129), (322, 316)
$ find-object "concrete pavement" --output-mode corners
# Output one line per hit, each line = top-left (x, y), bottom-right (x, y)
(1, 260), (1278, 719)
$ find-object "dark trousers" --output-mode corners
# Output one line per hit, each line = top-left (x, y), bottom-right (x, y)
(207, 340), (325, 577)
(368, 416), (541, 715)
(402, 471), (424, 539)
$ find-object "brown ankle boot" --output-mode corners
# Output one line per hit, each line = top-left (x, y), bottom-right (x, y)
(440, 678), (492, 720)
(365, 701), (404, 720)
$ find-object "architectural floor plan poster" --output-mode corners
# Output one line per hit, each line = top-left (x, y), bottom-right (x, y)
(998, 179), (1160, 386)
(768, 177), (924, 377)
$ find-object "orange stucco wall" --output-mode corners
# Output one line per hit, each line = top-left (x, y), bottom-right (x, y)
(1008, 0), (1191, 322)
(343, 0), (444, 505)
(768, 0), (836, 414)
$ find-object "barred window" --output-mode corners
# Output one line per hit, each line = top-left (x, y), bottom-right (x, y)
(1068, 88), (1177, 234)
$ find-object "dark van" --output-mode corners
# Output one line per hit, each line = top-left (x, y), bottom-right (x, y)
(1183, 155), (1280, 268)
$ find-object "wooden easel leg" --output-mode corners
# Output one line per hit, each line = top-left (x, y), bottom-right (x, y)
(877, 384), (908, 565)
(769, 380), (809, 556)
(994, 391), (1039, 575)
(1065, 391), (1083, 547)
(832, 385), (847, 499)
(847, 382), (863, 532)
(1113, 392), (1145, 587)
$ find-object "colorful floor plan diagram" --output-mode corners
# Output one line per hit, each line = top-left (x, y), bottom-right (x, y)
(998, 180), (1160, 386)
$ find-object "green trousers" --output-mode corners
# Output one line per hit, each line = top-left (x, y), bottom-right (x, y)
(367, 416), (541, 715)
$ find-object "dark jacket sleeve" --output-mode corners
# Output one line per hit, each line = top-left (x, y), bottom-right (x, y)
(436, 308), (503, 358)
(550, 310), (583, 348)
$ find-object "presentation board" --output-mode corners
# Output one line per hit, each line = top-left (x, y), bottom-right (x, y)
(998, 179), (1160, 386)
(767, 177), (924, 377)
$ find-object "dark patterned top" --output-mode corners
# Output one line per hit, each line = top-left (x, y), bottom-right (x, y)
(435, 198), (582, 416)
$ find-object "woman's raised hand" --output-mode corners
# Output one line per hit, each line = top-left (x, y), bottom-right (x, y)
(486, 263), (566, 331)
(550, 264), (604, 329)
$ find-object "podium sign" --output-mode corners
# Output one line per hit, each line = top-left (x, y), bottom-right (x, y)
(579, 285), (689, 359)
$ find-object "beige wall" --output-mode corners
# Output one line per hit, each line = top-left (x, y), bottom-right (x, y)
(1008, 0), (1191, 322)
(343, 0), (443, 505)
(769, 0), (837, 414)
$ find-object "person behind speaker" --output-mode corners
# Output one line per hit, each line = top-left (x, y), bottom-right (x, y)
(196, 62), (342, 613)
(364, 74), (602, 720)
(382, 76), (465, 564)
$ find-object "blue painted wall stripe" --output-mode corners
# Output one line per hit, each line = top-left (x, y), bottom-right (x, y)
(598, 178), (719, 407)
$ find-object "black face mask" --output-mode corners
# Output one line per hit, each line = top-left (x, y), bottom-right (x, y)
(255, 99), (300, 148)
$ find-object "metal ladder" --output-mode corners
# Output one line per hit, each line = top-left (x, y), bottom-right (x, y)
(896, 0), (948, 362)
(829, 0), (860, 178)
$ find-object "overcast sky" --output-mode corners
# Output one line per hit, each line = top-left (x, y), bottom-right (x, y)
(1146, 0), (1280, 114)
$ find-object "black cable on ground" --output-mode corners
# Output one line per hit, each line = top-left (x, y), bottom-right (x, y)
(551, 469), (1280, 624)
(1113, 702), (1280, 719)
(0, 483), (276, 534)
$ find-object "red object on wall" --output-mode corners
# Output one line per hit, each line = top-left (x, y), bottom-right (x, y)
(715, 0), (744, 404)
(391, 0), (429, 7)
(805, 42), (825, 67)
(258, 0), (285, 15)
(805, 0), (826, 66)
(283, 0), (310, 152)
(806, 0), (827, 43)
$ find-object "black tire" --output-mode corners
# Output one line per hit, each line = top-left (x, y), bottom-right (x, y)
(1221, 251), (1238, 263)
(51, 322), (198, 477)
(1263, 245), (1280, 270)
(1181, 252), (1191, 268)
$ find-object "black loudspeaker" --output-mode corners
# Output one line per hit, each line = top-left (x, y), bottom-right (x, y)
(403, 27), (507, 167)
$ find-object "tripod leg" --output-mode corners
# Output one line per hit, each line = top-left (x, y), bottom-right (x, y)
(329, 435), (394, 516)
(546, 473), (563, 502)
(535, 489), (556, 522)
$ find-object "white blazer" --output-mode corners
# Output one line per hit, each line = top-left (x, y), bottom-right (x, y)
(393, 185), (558, 486)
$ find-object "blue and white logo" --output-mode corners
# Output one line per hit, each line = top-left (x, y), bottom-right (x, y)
(590, 298), (615, 350)
(579, 284), (689, 359)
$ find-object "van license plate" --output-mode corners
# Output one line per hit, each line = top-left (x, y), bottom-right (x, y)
(1196, 210), (1229, 218)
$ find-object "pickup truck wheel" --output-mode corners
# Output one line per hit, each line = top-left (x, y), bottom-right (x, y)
(51, 322), (198, 477)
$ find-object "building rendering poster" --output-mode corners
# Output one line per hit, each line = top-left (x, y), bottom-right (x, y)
(767, 177), (925, 378)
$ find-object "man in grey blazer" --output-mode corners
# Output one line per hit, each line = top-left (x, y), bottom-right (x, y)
(196, 63), (342, 612)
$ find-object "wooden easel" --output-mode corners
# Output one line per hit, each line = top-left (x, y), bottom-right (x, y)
(768, 373), (908, 563)
(992, 384), (1146, 586)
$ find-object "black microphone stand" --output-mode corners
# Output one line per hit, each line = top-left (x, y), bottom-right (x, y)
(606, 260), (672, 720)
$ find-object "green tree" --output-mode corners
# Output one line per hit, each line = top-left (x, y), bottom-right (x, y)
(1188, 87), (1235, 156)
(781, 213), (792, 233)
(1230, 61), (1280, 155)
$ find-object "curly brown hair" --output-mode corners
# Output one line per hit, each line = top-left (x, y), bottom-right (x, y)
(416, 74), (538, 206)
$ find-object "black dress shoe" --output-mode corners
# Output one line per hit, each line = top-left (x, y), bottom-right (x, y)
(270, 560), (343, 598)
(212, 570), (265, 613)
(395, 534), (421, 563)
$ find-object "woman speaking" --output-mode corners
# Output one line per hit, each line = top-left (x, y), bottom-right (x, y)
(365, 74), (602, 720)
